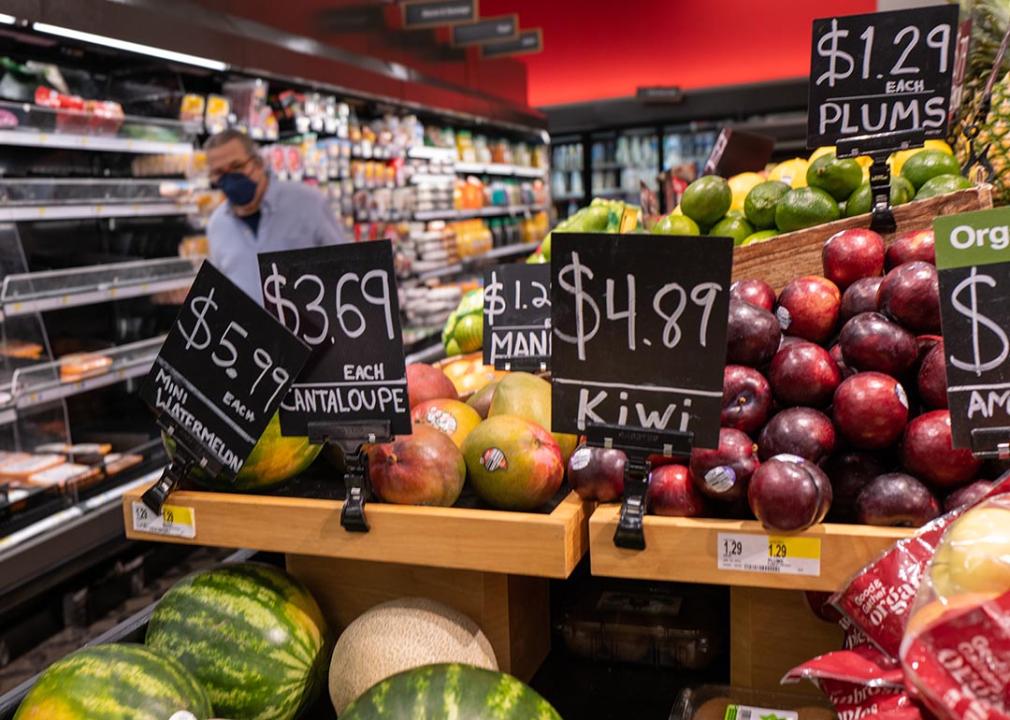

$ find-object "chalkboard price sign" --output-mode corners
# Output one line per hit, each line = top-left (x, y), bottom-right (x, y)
(808, 5), (959, 148)
(483, 264), (551, 370)
(550, 234), (732, 449)
(935, 207), (1010, 455)
(139, 263), (310, 498)
(258, 240), (411, 437)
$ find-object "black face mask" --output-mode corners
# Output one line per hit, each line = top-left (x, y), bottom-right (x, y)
(214, 171), (259, 206)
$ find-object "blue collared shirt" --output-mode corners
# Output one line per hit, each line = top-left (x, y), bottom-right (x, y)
(208, 178), (348, 303)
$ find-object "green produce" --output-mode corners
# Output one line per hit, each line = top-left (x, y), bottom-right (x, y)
(806, 152), (864, 200)
(743, 180), (790, 229)
(843, 177), (917, 217)
(915, 173), (974, 200)
(14, 643), (212, 720)
(340, 663), (562, 720)
(775, 187), (840, 232)
(442, 289), (484, 356)
(901, 149), (962, 190)
(741, 229), (779, 246)
(680, 176), (732, 226)
(708, 215), (755, 245)
(146, 562), (330, 720)
(891, 176), (916, 204)
(164, 412), (320, 492)
(652, 213), (700, 236)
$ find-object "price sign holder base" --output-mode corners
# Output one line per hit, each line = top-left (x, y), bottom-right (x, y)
(141, 424), (225, 514)
(969, 427), (1010, 460)
(499, 356), (549, 373)
(307, 420), (391, 534)
(585, 423), (693, 550)
(837, 128), (926, 235)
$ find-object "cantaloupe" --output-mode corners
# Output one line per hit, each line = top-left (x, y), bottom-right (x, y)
(327, 597), (498, 714)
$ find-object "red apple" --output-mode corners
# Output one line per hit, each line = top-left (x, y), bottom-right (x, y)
(832, 372), (909, 449)
(726, 299), (781, 367)
(689, 427), (759, 504)
(917, 341), (948, 409)
(841, 277), (884, 322)
(775, 275), (841, 344)
(768, 342), (841, 407)
(758, 407), (836, 463)
(916, 334), (943, 363)
(567, 444), (625, 502)
(730, 278), (776, 312)
(944, 479), (998, 513)
(748, 455), (832, 532)
(779, 335), (806, 349)
(406, 362), (459, 408)
(902, 410), (982, 490)
(822, 228), (885, 290)
(886, 228), (935, 269)
(839, 312), (917, 377)
(648, 464), (706, 517)
(721, 365), (772, 435)
(829, 344), (855, 379)
(856, 472), (941, 527)
(877, 261), (941, 333)
(823, 451), (888, 522)
(368, 425), (466, 506)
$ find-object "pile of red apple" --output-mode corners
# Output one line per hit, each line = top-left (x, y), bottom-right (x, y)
(569, 227), (998, 533)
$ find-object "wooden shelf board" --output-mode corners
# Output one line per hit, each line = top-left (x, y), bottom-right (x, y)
(123, 487), (590, 579)
(589, 503), (913, 592)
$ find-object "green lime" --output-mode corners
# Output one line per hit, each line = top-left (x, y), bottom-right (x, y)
(914, 173), (973, 200)
(526, 252), (547, 264)
(806, 153), (864, 201)
(708, 215), (755, 246)
(901, 150), (962, 190)
(653, 213), (700, 236)
(744, 180), (790, 229)
(891, 176), (915, 205)
(741, 229), (779, 246)
(844, 178), (919, 218)
(681, 176), (732, 226)
(775, 187), (840, 232)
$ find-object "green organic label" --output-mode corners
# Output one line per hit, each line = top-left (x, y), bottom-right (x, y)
(723, 705), (798, 720)
(934, 206), (1010, 270)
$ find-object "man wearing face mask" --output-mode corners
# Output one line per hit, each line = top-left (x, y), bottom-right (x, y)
(204, 129), (347, 303)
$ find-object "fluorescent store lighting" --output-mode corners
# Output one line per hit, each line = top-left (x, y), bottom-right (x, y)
(32, 22), (228, 71)
(0, 13), (17, 24)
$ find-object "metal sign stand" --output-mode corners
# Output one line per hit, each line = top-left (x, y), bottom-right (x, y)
(585, 423), (693, 550)
(307, 420), (392, 533)
(501, 356), (548, 373)
(141, 423), (224, 514)
(969, 428), (1010, 461)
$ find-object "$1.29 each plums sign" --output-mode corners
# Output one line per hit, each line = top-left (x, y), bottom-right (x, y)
(935, 207), (1010, 454)
(549, 234), (732, 449)
(808, 5), (959, 148)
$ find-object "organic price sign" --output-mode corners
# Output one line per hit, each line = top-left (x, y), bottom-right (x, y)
(935, 207), (1010, 454)
(808, 5), (958, 148)
(550, 234), (732, 449)
(258, 240), (411, 437)
(483, 264), (551, 369)
(139, 263), (310, 477)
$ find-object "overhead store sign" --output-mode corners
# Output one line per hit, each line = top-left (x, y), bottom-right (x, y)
(480, 29), (542, 58)
(402, 0), (477, 29)
(807, 5), (959, 147)
(452, 15), (518, 46)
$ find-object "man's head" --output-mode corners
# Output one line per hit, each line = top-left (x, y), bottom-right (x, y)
(205, 129), (267, 216)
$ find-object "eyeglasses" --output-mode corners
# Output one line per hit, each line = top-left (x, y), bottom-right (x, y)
(209, 155), (255, 184)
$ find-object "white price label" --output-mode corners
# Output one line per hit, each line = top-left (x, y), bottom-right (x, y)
(717, 532), (821, 577)
(131, 501), (196, 539)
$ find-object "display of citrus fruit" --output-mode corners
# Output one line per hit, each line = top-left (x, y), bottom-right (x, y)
(743, 180), (790, 229)
(708, 214), (755, 245)
(741, 229), (778, 246)
(653, 213), (700, 236)
(901, 150), (962, 190)
(768, 158), (809, 188)
(914, 173), (972, 200)
(808, 146), (836, 164)
(843, 177), (916, 217)
(680, 175), (732, 226)
(775, 187), (840, 232)
(727, 171), (764, 212)
(806, 153), (864, 201)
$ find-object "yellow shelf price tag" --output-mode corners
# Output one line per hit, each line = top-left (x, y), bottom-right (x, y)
(717, 532), (821, 577)
(131, 501), (196, 539)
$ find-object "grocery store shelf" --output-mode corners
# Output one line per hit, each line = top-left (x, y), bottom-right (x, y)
(591, 187), (635, 197)
(0, 202), (198, 222)
(455, 161), (547, 178)
(416, 241), (540, 281)
(11, 335), (165, 411)
(589, 504), (913, 592)
(409, 173), (456, 184)
(0, 129), (193, 155)
(553, 193), (586, 202)
(0, 257), (203, 318)
(123, 486), (590, 578)
(414, 204), (546, 221)
(407, 146), (457, 160)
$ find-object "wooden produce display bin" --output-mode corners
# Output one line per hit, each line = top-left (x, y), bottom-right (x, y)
(123, 484), (591, 681)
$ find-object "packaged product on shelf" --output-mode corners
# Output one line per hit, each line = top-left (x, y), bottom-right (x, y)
(204, 94), (230, 135)
(670, 685), (835, 720)
(0, 453), (64, 482)
(58, 352), (113, 382)
(0, 339), (44, 360)
(102, 452), (143, 477)
(179, 94), (205, 124)
(26, 462), (99, 489)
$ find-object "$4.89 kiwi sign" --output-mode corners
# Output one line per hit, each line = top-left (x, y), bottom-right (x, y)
(808, 5), (959, 148)
(257, 240), (411, 436)
(935, 207), (1010, 453)
(549, 234), (732, 449)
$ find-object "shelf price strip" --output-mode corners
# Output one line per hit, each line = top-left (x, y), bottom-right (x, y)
(483, 263), (551, 371)
(258, 240), (410, 532)
(550, 233), (732, 549)
(717, 533), (822, 577)
(138, 263), (311, 513)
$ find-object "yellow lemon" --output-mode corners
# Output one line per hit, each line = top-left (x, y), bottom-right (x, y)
(808, 146), (835, 164)
(727, 172), (765, 212)
(925, 139), (954, 155)
(768, 158), (809, 189)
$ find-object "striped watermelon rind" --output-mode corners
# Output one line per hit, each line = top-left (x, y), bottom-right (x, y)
(14, 643), (212, 720)
(146, 562), (330, 720)
(340, 663), (562, 719)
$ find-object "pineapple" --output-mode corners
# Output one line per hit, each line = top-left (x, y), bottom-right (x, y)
(972, 70), (1010, 199)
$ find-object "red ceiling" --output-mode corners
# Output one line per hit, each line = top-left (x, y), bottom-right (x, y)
(481, 0), (877, 107)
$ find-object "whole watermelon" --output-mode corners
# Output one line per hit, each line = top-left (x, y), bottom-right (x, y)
(341, 663), (562, 720)
(164, 411), (321, 492)
(14, 643), (212, 720)
(146, 562), (330, 720)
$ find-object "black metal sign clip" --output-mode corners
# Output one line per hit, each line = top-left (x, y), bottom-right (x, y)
(585, 423), (693, 550)
(969, 427), (1010, 461)
(501, 355), (549, 373)
(307, 420), (392, 533)
(141, 423), (224, 514)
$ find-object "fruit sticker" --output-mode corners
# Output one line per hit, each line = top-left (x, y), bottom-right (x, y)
(481, 447), (508, 472)
(704, 466), (736, 493)
(423, 406), (458, 435)
(569, 446), (592, 471)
